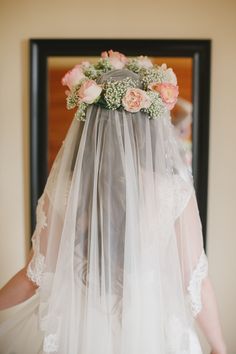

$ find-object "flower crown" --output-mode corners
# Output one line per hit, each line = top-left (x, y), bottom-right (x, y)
(62, 50), (179, 121)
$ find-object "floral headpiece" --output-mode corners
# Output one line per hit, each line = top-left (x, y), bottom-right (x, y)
(62, 50), (179, 121)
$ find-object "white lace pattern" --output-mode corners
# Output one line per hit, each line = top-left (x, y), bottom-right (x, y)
(36, 195), (48, 231)
(27, 193), (47, 286)
(43, 334), (59, 353)
(26, 252), (45, 286)
(187, 250), (208, 317)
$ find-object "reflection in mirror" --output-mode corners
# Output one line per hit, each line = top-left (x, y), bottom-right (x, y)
(47, 56), (193, 174)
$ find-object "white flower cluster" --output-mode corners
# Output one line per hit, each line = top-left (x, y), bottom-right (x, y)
(143, 91), (168, 119)
(103, 78), (138, 110)
(84, 58), (113, 80)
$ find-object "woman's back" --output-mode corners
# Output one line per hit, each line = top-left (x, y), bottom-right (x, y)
(0, 52), (226, 354)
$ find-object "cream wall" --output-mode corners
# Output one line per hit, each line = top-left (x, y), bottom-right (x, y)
(0, 0), (236, 352)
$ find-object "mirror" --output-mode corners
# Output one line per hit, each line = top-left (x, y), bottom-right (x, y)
(30, 39), (211, 247)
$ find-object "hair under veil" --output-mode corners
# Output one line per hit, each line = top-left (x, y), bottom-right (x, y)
(26, 68), (208, 354)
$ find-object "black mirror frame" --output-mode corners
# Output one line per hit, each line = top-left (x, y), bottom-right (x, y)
(29, 38), (211, 248)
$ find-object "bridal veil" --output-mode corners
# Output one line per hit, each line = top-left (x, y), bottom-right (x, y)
(4, 69), (209, 354)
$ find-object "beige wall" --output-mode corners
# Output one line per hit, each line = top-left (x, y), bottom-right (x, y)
(0, 0), (236, 352)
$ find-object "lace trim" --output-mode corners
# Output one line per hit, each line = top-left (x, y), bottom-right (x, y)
(36, 194), (48, 231)
(27, 252), (45, 286)
(27, 194), (47, 286)
(43, 333), (59, 353)
(187, 251), (208, 317)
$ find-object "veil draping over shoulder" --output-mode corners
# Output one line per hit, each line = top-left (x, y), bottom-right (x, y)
(24, 69), (208, 354)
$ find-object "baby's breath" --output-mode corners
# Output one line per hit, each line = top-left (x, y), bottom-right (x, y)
(142, 91), (167, 119)
(140, 67), (163, 89)
(83, 66), (99, 80)
(155, 65), (171, 83)
(84, 59), (113, 80)
(95, 58), (113, 72)
(74, 102), (88, 121)
(126, 58), (142, 73)
(103, 78), (138, 110)
(66, 91), (78, 109)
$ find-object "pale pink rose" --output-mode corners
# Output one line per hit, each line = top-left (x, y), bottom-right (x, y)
(122, 88), (151, 113)
(136, 55), (153, 69)
(61, 66), (85, 90)
(101, 51), (109, 58)
(148, 82), (179, 110)
(78, 79), (102, 104)
(101, 49), (128, 69)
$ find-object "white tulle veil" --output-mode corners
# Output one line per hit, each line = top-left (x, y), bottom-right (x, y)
(27, 68), (208, 354)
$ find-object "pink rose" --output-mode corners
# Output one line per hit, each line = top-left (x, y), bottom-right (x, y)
(136, 55), (153, 69)
(101, 50), (128, 69)
(122, 88), (151, 113)
(61, 66), (85, 90)
(78, 79), (102, 104)
(148, 82), (179, 110)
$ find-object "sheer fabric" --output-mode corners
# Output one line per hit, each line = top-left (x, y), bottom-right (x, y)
(0, 69), (208, 354)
